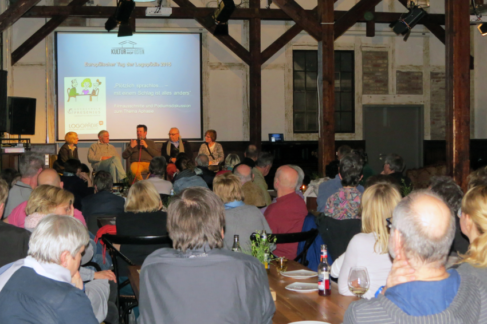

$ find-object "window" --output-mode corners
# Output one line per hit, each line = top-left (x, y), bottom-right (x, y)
(292, 50), (355, 133)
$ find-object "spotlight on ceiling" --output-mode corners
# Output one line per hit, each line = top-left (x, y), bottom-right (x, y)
(104, 0), (135, 37)
(390, 1), (427, 41)
(212, 0), (235, 36)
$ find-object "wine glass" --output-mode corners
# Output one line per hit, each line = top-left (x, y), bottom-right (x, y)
(347, 267), (370, 299)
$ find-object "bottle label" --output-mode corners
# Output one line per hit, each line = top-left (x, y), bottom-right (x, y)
(318, 272), (330, 290)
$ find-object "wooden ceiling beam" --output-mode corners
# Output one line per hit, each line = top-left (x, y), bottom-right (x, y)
(21, 6), (446, 24)
(172, 0), (251, 64)
(11, 0), (89, 65)
(334, 0), (383, 40)
(0, 0), (43, 33)
(270, 0), (321, 40)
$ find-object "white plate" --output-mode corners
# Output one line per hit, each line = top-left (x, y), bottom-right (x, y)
(288, 322), (331, 324)
(281, 270), (318, 279)
(285, 282), (318, 292)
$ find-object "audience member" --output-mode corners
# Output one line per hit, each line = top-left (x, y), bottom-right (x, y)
(381, 153), (412, 194)
(146, 156), (172, 195)
(195, 154), (216, 190)
(173, 155), (208, 194)
(81, 171), (125, 222)
(289, 164), (305, 193)
(24, 185), (74, 231)
(253, 152), (274, 206)
(122, 124), (160, 181)
(161, 127), (192, 181)
(324, 154), (364, 220)
(0, 179), (30, 267)
(429, 176), (468, 255)
(87, 130), (127, 183)
(213, 173), (271, 251)
(3, 152), (44, 218)
(216, 153), (241, 176)
(264, 165), (307, 259)
(0, 215), (98, 324)
(233, 164), (266, 207)
(0, 168), (21, 188)
(331, 183), (401, 299)
(240, 144), (259, 168)
(457, 186), (487, 289)
(7, 168), (86, 228)
(317, 153), (365, 213)
(54, 131), (79, 173)
(138, 187), (275, 324)
(344, 191), (487, 323)
(353, 149), (374, 186)
(467, 165), (487, 189)
(326, 145), (352, 179)
(116, 181), (170, 276)
(61, 159), (94, 211)
(198, 129), (224, 166)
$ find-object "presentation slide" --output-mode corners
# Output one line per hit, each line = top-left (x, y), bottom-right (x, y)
(56, 32), (202, 141)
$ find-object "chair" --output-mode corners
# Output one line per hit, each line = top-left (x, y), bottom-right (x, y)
(316, 215), (362, 262)
(297, 213), (327, 271)
(251, 229), (319, 267)
(67, 88), (76, 102)
(87, 213), (117, 234)
(101, 234), (172, 324)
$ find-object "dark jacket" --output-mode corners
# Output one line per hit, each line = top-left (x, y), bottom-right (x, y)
(161, 140), (192, 162)
(240, 157), (256, 168)
(81, 190), (125, 233)
(54, 143), (79, 173)
(196, 167), (215, 190)
(116, 210), (170, 276)
(61, 175), (95, 211)
(0, 267), (98, 324)
(0, 222), (30, 267)
(122, 139), (159, 164)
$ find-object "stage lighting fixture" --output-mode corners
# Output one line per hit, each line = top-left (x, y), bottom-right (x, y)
(212, 0), (235, 36)
(105, 15), (118, 31)
(104, 0), (135, 36)
(390, 1), (427, 41)
(118, 21), (133, 37)
(479, 23), (487, 36)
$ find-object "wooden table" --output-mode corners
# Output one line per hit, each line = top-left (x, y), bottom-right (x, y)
(128, 260), (357, 324)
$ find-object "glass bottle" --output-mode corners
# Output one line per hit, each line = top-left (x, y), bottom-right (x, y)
(318, 244), (331, 296)
(232, 235), (241, 252)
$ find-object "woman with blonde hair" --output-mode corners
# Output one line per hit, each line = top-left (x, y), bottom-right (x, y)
(24, 185), (74, 231)
(116, 180), (170, 275)
(54, 131), (79, 173)
(331, 183), (402, 299)
(213, 173), (271, 251)
(457, 186), (487, 283)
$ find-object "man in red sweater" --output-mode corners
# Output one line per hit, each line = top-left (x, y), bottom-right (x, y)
(264, 165), (308, 259)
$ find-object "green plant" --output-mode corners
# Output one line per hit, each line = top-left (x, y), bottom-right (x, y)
(247, 231), (277, 264)
(402, 179), (412, 197)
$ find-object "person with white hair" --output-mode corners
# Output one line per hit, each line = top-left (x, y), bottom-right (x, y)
(344, 190), (487, 323)
(0, 215), (98, 324)
(87, 130), (127, 183)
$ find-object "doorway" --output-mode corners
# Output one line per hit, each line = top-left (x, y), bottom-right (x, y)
(363, 105), (423, 174)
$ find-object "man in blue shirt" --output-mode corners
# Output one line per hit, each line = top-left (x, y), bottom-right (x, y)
(344, 191), (487, 324)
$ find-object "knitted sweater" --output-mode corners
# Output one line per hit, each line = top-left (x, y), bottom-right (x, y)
(343, 264), (487, 323)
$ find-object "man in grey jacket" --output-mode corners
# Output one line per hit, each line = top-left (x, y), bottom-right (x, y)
(87, 130), (126, 183)
(344, 190), (487, 323)
(138, 187), (275, 324)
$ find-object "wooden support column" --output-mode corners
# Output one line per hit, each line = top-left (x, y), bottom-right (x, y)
(271, 0), (321, 40)
(249, 0), (262, 149)
(318, 0), (335, 176)
(0, 0), (42, 33)
(334, 0), (383, 39)
(445, 0), (470, 190)
(11, 0), (88, 65)
(366, 6), (375, 37)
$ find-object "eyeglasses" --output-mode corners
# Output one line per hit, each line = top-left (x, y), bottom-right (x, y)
(386, 218), (392, 229)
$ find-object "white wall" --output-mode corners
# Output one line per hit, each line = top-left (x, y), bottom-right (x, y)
(4, 0), (483, 145)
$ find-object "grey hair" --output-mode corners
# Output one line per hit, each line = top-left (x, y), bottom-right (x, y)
(28, 215), (89, 264)
(256, 152), (274, 168)
(391, 190), (455, 267)
(384, 153), (405, 173)
(19, 152), (44, 177)
(234, 165), (252, 184)
(195, 154), (209, 167)
(224, 154), (241, 169)
(288, 164), (305, 191)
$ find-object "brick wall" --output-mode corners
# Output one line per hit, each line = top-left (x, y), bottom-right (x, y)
(396, 71), (423, 95)
(430, 72), (446, 140)
(362, 51), (388, 95)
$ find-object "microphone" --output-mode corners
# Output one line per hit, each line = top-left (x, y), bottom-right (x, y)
(137, 139), (141, 147)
